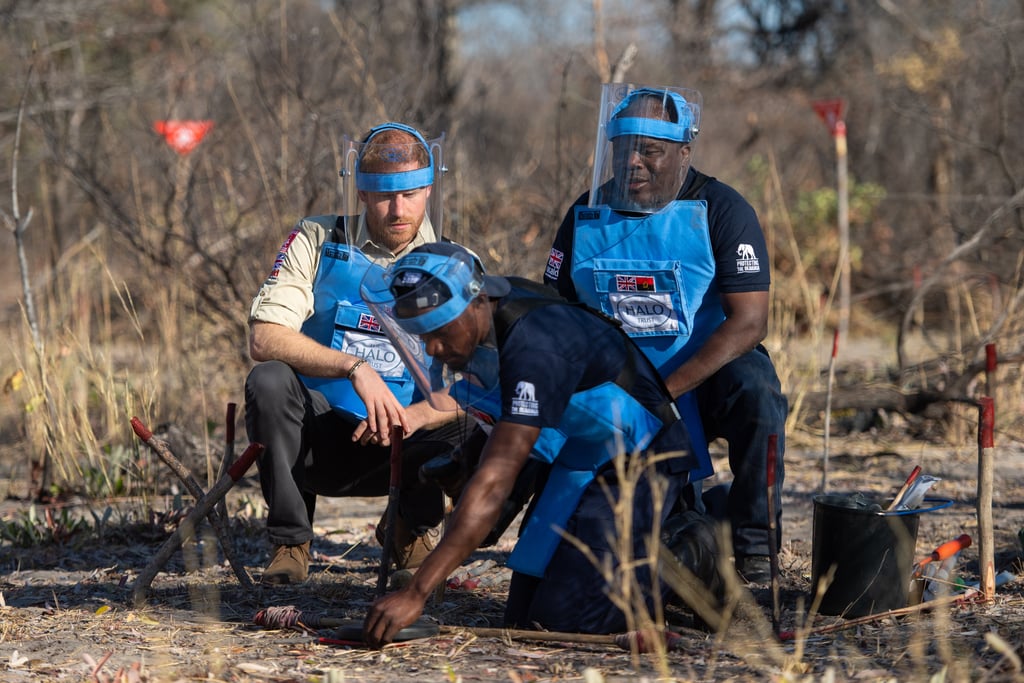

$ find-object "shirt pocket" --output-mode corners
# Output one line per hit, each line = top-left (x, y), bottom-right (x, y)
(333, 304), (411, 382)
(591, 258), (689, 338)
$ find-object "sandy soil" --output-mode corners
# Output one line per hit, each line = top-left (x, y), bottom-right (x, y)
(1, 435), (1023, 682)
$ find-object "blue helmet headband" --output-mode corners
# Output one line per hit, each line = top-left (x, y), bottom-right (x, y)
(387, 251), (484, 335)
(355, 122), (435, 193)
(605, 88), (697, 143)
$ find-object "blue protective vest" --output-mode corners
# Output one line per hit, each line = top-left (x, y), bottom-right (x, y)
(298, 235), (418, 422)
(569, 201), (722, 479)
(450, 377), (666, 577)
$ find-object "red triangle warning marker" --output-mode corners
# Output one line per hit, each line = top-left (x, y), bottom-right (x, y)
(153, 120), (214, 155)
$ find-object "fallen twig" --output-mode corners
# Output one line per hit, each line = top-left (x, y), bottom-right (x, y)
(779, 592), (981, 641)
(252, 604), (689, 652)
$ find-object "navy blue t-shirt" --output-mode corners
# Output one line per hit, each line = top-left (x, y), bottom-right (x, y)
(493, 302), (668, 431)
(544, 167), (771, 298)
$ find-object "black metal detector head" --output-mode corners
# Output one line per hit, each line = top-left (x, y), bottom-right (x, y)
(331, 618), (440, 643)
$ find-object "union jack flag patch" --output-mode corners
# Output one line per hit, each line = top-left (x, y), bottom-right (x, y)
(615, 275), (656, 292)
(545, 248), (564, 279)
(357, 313), (380, 332)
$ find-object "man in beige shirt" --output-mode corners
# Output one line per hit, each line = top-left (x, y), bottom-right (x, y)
(245, 123), (474, 584)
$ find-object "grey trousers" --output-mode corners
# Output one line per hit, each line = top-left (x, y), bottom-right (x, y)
(244, 360), (473, 546)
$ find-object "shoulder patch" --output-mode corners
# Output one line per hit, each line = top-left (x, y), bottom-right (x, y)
(735, 243), (760, 273)
(545, 248), (564, 280)
(268, 228), (301, 281)
(510, 381), (539, 417)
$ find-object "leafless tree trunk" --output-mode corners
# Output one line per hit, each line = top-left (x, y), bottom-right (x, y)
(3, 63), (59, 500)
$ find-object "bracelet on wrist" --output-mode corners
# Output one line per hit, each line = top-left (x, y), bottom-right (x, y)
(347, 358), (367, 380)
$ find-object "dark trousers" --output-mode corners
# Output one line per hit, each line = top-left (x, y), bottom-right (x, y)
(244, 360), (471, 547)
(695, 345), (787, 559)
(504, 458), (683, 634)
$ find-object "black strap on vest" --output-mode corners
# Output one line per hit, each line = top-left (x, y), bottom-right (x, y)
(332, 215), (352, 242)
(493, 278), (679, 427)
(678, 170), (712, 201)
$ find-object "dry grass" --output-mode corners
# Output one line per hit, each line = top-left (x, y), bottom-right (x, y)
(1, 243), (244, 501)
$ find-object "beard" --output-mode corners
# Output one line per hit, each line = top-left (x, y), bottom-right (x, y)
(367, 213), (424, 252)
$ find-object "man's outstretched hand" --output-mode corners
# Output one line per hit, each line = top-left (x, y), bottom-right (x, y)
(362, 588), (426, 648)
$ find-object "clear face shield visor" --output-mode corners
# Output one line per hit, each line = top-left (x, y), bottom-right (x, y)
(588, 84), (702, 213)
(360, 250), (499, 412)
(338, 122), (446, 241)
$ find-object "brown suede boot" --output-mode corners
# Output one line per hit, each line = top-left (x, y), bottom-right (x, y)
(261, 541), (311, 585)
(375, 512), (439, 570)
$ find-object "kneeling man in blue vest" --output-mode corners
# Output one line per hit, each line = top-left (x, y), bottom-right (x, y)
(359, 241), (722, 645)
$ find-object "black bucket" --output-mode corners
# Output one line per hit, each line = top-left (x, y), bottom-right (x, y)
(810, 494), (952, 617)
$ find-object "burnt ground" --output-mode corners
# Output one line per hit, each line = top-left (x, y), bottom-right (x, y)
(1, 435), (1024, 682)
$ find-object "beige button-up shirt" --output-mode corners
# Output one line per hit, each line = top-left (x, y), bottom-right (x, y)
(249, 213), (438, 330)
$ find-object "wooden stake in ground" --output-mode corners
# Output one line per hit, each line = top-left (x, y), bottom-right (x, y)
(131, 435), (263, 606)
(216, 402), (237, 521)
(376, 425), (404, 598)
(766, 433), (781, 636)
(977, 396), (996, 600)
(822, 328), (839, 493)
(130, 416), (253, 589)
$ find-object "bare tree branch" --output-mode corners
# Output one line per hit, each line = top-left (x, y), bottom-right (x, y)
(897, 184), (1024, 368)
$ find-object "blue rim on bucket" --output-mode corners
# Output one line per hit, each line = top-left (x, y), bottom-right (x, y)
(884, 496), (954, 516)
(813, 495), (955, 517)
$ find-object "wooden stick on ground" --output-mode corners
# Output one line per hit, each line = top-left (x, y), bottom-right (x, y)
(131, 417), (253, 589)
(251, 605), (686, 651)
(779, 592), (977, 641)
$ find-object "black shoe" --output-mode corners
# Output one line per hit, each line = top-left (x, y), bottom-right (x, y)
(735, 554), (772, 584)
(419, 452), (469, 499)
(662, 511), (724, 602)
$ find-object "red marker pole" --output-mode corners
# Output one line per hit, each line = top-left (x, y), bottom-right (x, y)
(985, 343), (997, 399)
(977, 397), (996, 600)
(766, 434), (781, 636)
(822, 329), (839, 493)
(376, 426), (404, 598)
(217, 402), (237, 520)
(813, 99), (850, 344)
